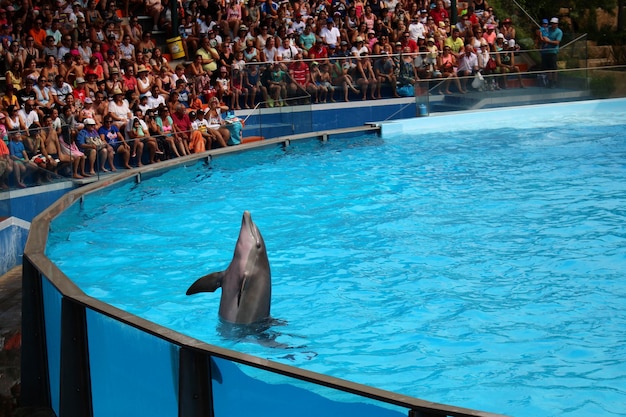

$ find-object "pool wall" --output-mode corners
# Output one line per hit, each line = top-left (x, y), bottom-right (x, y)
(23, 132), (507, 417)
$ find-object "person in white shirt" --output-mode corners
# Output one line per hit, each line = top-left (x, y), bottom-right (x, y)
(320, 18), (341, 46)
(291, 13), (306, 34)
(457, 45), (479, 91)
(408, 18), (425, 42)
(147, 85), (166, 109)
(277, 37), (300, 62)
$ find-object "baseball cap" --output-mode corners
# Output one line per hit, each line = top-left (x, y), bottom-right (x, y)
(84, 118), (96, 125)
(542, 18), (549, 24)
(550, 17), (559, 24)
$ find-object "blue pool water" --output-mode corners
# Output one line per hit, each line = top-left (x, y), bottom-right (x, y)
(47, 106), (626, 417)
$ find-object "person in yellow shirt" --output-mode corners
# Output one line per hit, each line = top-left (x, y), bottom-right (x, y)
(444, 28), (465, 58)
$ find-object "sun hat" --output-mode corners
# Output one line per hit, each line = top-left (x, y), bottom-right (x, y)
(508, 39), (516, 48)
(112, 87), (123, 95)
(137, 65), (148, 73)
(76, 77), (85, 83)
(84, 97), (93, 103)
(427, 38), (435, 43)
(355, 36), (363, 42)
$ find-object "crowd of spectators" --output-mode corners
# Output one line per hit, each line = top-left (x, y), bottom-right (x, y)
(0, 0), (537, 189)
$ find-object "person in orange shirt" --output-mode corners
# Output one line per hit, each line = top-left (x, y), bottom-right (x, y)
(29, 18), (47, 52)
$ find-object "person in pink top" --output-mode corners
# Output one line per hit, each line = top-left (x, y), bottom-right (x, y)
(482, 24), (497, 46)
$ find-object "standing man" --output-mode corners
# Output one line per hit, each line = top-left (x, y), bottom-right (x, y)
(541, 17), (563, 88)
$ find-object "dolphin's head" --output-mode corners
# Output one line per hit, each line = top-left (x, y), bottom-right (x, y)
(241, 210), (263, 249)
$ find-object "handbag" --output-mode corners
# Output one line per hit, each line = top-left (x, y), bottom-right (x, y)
(486, 58), (497, 71)
(397, 84), (415, 97)
(86, 135), (105, 148)
(472, 72), (485, 89)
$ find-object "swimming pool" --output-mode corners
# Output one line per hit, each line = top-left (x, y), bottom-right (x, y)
(47, 100), (626, 417)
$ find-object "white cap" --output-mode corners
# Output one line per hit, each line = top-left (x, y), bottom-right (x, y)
(496, 33), (505, 39)
(508, 39), (516, 47)
(84, 118), (96, 125)
(550, 17), (559, 24)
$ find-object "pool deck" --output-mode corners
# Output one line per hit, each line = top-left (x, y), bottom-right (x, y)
(0, 266), (53, 416)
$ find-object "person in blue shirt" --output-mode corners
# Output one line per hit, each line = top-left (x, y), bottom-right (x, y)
(541, 17), (563, 87)
(8, 130), (35, 188)
(76, 118), (110, 175)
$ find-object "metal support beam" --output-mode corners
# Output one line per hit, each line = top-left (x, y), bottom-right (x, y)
(179, 348), (214, 417)
(20, 258), (51, 408)
(59, 299), (93, 417)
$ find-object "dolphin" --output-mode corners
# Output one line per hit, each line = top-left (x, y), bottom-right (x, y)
(186, 211), (272, 325)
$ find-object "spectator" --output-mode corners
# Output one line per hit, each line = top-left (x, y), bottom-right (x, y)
(430, 1), (449, 25)
(288, 55), (318, 102)
(107, 88), (131, 130)
(541, 17), (562, 87)
(458, 45), (479, 91)
(196, 36), (220, 72)
(6, 60), (24, 92)
(127, 110), (159, 165)
(500, 18), (516, 41)
(8, 130), (36, 188)
(51, 74), (74, 109)
(205, 97), (231, 145)
(76, 117), (110, 174)
(496, 39), (524, 89)
(170, 103), (193, 156)
(438, 45), (465, 94)
(29, 18), (47, 52)
(155, 106), (182, 158)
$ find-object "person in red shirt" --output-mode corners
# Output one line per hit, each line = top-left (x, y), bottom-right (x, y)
(288, 54), (319, 102)
(400, 31), (418, 53)
(171, 103), (210, 155)
(308, 40), (328, 62)
(429, 1), (449, 25)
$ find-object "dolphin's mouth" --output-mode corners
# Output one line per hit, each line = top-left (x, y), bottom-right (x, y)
(243, 211), (261, 248)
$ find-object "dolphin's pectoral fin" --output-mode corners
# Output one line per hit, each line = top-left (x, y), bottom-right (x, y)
(186, 271), (225, 295)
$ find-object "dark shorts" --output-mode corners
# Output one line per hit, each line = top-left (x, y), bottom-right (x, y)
(542, 53), (558, 70)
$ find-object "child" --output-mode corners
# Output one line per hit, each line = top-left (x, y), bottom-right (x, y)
(215, 66), (234, 108)
(230, 68), (246, 110)
(175, 79), (191, 108)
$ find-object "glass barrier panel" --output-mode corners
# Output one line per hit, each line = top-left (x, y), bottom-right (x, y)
(41, 276), (63, 415)
(85, 309), (180, 417)
(211, 356), (407, 417)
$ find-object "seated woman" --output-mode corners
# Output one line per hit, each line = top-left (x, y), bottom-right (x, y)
(205, 97), (231, 146)
(437, 45), (466, 94)
(127, 111), (159, 166)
